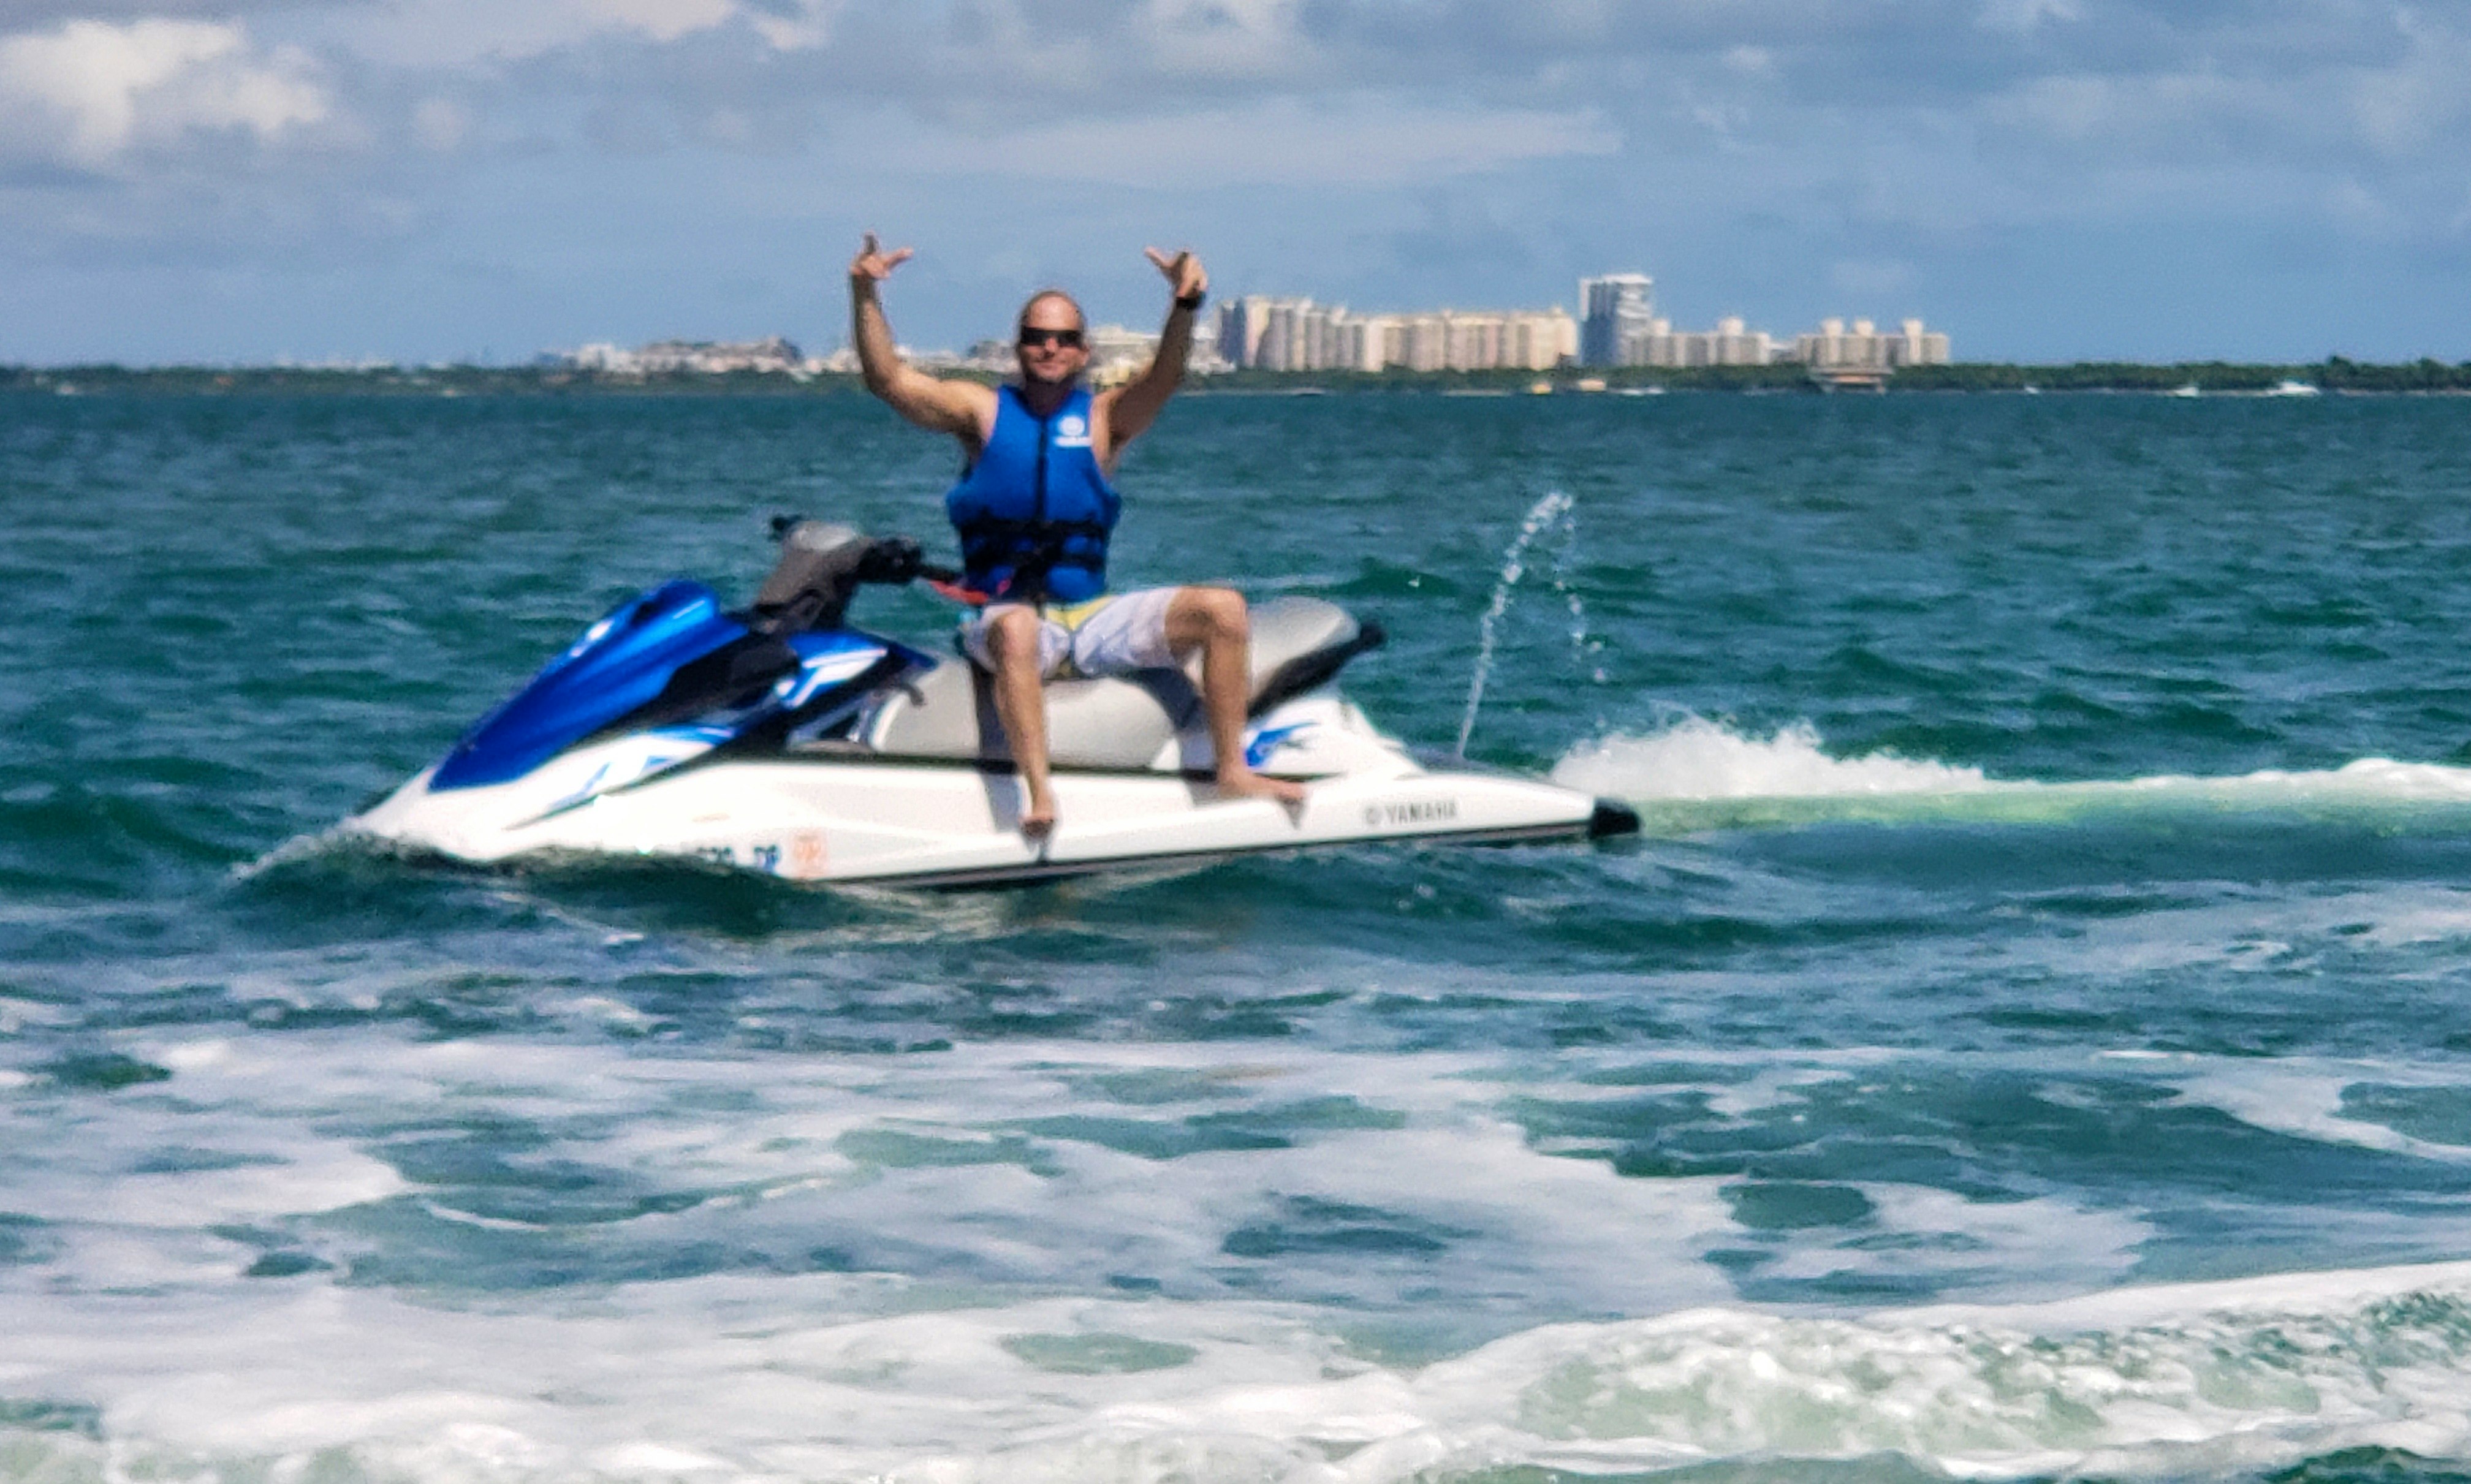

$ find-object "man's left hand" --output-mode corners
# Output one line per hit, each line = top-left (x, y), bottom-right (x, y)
(1145, 246), (1207, 303)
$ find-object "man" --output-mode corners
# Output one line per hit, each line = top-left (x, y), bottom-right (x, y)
(848, 233), (1308, 836)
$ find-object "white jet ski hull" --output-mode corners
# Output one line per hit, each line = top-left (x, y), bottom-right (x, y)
(351, 694), (1619, 888)
(343, 524), (1638, 888)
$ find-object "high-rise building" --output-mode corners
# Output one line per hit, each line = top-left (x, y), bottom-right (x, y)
(1793, 316), (1951, 369)
(1578, 273), (1655, 368)
(1210, 298), (1571, 373)
(1337, 315), (1397, 372)
(1215, 296), (1278, 368)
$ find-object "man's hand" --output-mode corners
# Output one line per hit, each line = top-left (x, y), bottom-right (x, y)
(1145, 246), (1206, 303)
(851, 233), (913, 286)
(848, 230), (991, 442)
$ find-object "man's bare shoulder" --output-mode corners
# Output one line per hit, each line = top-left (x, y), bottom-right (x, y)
(942, 376), (1000, 422)
(885, 368), (998, 441)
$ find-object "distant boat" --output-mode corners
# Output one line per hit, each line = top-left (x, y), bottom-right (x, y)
(2265, 379), (2322, 398)
(2165, 383), (2201, 398)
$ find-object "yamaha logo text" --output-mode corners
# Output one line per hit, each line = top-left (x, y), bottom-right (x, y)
(1364, 798), (1459, 828)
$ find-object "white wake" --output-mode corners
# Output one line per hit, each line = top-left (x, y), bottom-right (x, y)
(1554, 715), (2471, 827)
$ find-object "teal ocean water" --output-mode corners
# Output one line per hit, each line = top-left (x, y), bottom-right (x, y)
(10, 388), (2471, 1482)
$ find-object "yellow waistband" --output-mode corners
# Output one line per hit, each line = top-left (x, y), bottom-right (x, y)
(1040, 595), (1115, 631)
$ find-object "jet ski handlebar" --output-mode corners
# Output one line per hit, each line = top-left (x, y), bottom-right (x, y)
(751, 517), (960, 634)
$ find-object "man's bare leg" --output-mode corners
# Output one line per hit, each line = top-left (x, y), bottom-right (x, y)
(985, 607), (1059, 835)
(1166, 587), (1308, 806)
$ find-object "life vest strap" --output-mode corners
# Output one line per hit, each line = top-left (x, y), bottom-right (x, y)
(954, 514), (1112, 605)
(927, 577), (992, 607)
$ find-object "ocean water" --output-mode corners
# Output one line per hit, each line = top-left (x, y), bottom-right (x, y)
(9, 388), (2471, 1483)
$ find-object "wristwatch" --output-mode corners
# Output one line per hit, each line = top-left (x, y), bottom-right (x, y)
(1174, 290), (1207, 311)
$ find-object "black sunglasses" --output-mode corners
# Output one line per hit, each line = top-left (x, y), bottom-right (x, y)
(1017, 327), (1085, 349)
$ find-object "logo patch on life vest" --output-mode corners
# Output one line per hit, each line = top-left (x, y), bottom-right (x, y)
(1053, 414), (1093, 449)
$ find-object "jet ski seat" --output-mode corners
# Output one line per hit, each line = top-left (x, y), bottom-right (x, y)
(860, 597), (1381, 770)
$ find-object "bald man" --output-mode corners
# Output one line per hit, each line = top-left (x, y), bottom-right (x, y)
(848, 235), (1305, 836)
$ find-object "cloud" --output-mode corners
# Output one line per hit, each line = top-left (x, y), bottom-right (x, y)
(578, 0), (739, 43)
(6, 0), (2471, 362)
(1133, 0), (1309, 77)
(298, 0), (756, 72)
(0, 17), (328, 168)
(884, 94), (1617, 189)
(1976, 0), (2081, 35)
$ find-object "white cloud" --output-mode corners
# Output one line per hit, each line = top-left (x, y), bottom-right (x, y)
(2345, 8), (2471, 157)
(746, 1), (841, 53)
(1978, 0), (2081, 35)
(1134, 0), (1309, 76)
(575, 0), (739, 44)
(886, 95), (1619, 188)
(0, 17), (327, 167)
(1986, 67), (2260, 150)
(300, 0), (724, 70)
(412, 96), (469, 151)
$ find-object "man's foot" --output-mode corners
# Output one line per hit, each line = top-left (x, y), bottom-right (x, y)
(1216, 767), (1307, 806)
(1020, 793), (1057, 838)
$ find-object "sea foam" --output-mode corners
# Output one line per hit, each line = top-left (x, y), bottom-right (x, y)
(1555, 716), (2471, 827)
(12, 1262), (2471, 1483)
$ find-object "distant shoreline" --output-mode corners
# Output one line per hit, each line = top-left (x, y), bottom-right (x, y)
(6, 358), (2470, 396)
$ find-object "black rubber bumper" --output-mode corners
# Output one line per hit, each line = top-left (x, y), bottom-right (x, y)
(1587, 798), (1642, 838)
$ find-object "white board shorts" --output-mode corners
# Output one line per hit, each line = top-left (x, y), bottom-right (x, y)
(958, 586), (1180, 680)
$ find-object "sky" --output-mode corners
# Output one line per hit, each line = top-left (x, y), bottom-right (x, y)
(2, 0), (2468, 366)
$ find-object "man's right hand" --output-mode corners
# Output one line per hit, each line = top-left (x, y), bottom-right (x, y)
(850, 232), (913, 286)
(847, 230), (995, 445)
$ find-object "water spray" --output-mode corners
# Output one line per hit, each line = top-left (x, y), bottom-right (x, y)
(1456, 490), (1579, 758)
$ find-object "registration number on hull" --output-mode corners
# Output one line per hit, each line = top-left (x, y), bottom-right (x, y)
(681, 831), (829, 880)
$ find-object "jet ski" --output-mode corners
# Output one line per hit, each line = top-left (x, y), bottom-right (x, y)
(348, 520), (1641, 888)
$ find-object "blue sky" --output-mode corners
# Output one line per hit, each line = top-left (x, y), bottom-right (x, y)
(3, 0), (2467, 365)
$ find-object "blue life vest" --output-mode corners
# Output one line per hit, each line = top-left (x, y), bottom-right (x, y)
(945, 385), (1120, 604)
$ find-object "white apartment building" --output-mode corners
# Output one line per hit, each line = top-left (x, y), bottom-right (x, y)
(1596, 311), (1952, 370)
(1579, 274), (1657, 368)
(638, 336), (805, 373)
(1218, 298), (1575, 373)
(1221, 295), (1275, 368)
(1085, 323), (1183, 385)
(556, 337), (805, 375)
(1627, 316), (1778, 368)
(1794, 317), (1952, 369)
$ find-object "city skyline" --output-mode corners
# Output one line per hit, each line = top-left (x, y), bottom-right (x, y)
(530, 279), (1954, 381)
(1207, 288), (1952, 374)
(5, 2), (2465, 367)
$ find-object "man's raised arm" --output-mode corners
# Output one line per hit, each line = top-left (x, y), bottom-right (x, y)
(849, 233), (989, 440)
(1103, 246), (1208, 452)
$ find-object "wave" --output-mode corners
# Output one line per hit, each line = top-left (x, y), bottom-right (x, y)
(1353, 1260), (2471, 1481)
(9, 1261), (2471, 1482)
(1555, 716), (2471, 830)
